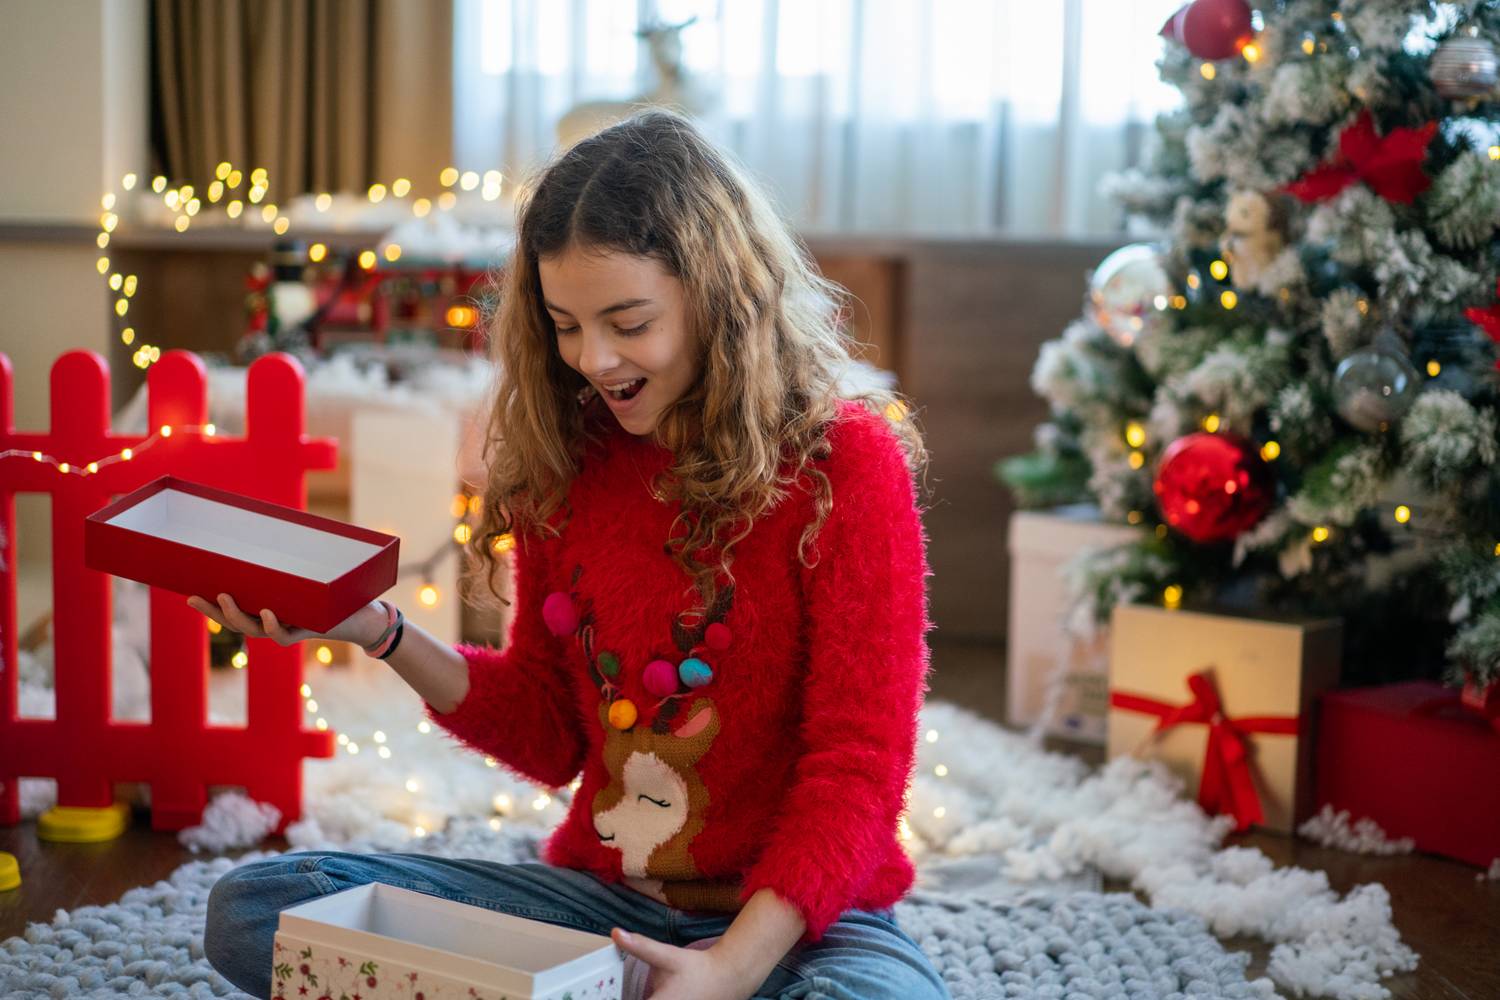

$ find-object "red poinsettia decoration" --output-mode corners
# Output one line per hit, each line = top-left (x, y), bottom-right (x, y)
(1285, 110), (1437, 205)
(1465, 278), (1500, 369)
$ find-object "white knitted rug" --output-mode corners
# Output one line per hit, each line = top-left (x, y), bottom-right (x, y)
(1, 820), (1274, 1000)
(5, 610), (1416, 999)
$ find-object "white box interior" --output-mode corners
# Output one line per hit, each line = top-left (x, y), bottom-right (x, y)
(107, 487), (382, 582)
(280, 883), (619, 993)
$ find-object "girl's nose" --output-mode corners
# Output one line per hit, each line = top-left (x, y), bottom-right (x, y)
(578, 328), (621, 378)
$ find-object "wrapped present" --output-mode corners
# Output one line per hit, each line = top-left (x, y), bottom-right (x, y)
(1006, 505), (1140, 742)
(273, 882), (625, 999)
(85, 475), (398, 634)
(1107, 604), (1342, 833)
(1316, 680), (1500, 867)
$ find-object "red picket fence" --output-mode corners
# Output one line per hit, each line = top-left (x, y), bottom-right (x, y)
(0, 349), (337, 831)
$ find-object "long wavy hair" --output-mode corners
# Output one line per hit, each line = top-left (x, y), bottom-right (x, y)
(465, 109), (928, 617)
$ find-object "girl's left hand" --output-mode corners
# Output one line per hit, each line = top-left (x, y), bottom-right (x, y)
(611, 929), (756, 1000)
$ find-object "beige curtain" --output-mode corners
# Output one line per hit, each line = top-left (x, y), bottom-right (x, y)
(152, 0), (452, 197)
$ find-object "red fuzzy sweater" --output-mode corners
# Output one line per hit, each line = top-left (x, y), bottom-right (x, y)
(425, 399), (934, 941)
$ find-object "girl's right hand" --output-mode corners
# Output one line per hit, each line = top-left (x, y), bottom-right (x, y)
(186, 593), (388, 650)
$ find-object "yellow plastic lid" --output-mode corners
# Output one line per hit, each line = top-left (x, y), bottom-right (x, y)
(0, 851), (19, 891)
(37, 801), (131, 843)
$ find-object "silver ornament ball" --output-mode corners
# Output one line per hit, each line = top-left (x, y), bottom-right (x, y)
(1431, 35), (1499, 99)
(1333, 344), (1420, 432)
(1089, 243), (1173, 348)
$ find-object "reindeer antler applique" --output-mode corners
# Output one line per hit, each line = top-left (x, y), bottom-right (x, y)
(542, 566), (734, 734)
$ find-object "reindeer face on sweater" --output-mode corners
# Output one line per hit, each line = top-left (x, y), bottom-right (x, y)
(592, 698), (720, 878)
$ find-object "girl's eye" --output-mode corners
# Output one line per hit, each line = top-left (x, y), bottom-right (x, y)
(552, 322), (650, 336)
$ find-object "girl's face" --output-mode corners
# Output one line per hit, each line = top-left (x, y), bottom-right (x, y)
(541, 248), (700, 437)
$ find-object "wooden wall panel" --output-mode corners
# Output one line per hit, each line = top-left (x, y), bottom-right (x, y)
(811, 238), (1120, 643)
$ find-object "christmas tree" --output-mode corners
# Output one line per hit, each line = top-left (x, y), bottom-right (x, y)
(1003, 0), (1500, 688)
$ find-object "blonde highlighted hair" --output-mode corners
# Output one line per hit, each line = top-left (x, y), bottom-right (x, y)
(465, 109), (927, 616)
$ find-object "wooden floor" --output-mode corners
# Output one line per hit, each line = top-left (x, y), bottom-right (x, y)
(2, 638), (1497, 999)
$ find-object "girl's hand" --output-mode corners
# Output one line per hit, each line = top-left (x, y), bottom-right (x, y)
(186, 593), (386, 649)
(611, 930), (757, 1000)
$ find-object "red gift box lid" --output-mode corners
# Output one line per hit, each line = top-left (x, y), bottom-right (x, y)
(85, 475), (399, 634)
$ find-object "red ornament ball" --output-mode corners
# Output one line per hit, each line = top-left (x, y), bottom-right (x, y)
(1162, 0), (1254, 61)
(1153, 432), (1273, 543)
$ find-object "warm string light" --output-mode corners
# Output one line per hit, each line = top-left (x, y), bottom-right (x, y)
(98, 162), (505, 369)
(0, 423), (214, 477)
(1163, 584), (1184, 610)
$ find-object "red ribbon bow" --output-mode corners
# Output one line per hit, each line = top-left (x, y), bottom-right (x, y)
(1465, 279), (1500, 370)
(1284, 110), (1437, 205)
(1110, 670), (1300, 831)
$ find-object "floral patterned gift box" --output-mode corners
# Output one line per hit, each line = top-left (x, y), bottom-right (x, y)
(272, 882), (625, 1000)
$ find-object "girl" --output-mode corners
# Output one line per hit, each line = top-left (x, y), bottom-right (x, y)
(197, 109), (948, 1000)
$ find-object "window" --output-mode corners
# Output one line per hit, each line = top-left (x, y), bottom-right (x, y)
(455, 0), (1185, 235)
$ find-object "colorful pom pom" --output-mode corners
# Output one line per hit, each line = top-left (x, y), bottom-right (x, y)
(679, 658), (713, 688)
(598, 651), (621, 677)
(542, 592), (578, 636)
(704, 623), (732, 650)
(643, 659), (679, 697)
(608, 699), (638, 730)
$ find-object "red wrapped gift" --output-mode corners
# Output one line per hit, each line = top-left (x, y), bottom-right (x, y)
(85, 475), (399, 634)
(1316, 681), (1500, 868)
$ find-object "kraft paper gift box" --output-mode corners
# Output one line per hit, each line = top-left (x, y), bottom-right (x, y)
(1106, 604), (1342, 833)
(272, 882), (626, 1000)
(1007, 505), (1140, 742)
(85, 475), (399, 634)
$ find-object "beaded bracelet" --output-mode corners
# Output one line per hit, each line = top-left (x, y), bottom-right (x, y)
(368, 610), (405, 660)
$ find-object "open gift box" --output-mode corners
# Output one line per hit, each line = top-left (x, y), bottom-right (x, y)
(84, 475), (398, 634)
(272, 881), (626, 1000)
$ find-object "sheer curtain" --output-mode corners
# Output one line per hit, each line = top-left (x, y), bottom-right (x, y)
(453, 0), (1183, 237)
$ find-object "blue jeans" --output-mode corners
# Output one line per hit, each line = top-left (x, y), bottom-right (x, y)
(203, 851), (951, 1000)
